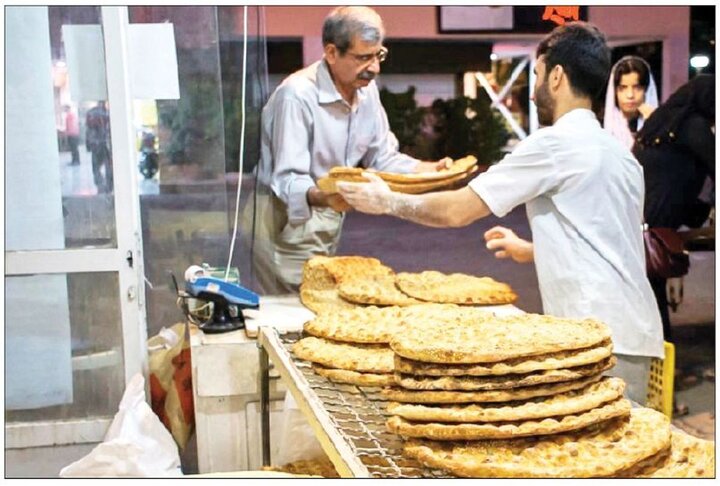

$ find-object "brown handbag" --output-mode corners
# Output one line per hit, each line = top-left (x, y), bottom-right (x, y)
(643, 226), (690, 279)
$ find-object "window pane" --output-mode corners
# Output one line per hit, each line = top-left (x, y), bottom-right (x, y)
(6, 6), (117, 252)
(129, 6), (235, 336)
(6, 273), (125, 422)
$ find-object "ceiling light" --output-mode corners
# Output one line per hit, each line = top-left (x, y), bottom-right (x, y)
(690, 55), (710, 69)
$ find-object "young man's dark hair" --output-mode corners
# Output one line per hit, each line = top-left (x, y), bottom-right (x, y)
(536, 21), (611, 103)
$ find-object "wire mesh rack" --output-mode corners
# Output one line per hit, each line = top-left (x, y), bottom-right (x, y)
(260, 328), (453, 478)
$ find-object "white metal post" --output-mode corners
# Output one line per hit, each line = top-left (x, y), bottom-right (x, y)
(476, 72), (527, 140)
(101, 6), (149, 384)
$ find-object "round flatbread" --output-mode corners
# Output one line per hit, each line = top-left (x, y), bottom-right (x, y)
(395, 339), (614, 376)
(302, 255), (394, 285)
(403, 407), (671, 478)
(303, 303), (460, 344)
(390, 312), (612, 364)
(387, 376), (626, 423)
(292, 336), (393, 373)
(327, 156), (477, 183)
(393, 356), (616, 391)
(299, 286), (358, 314)
(395, 271), (517, 305)
(617, 430), (715, 478)
(337, 276), (424, 306)
(320, 162), (479, 195)
(387, 397), (632, 441)
(381, 373), (604, 404)
(312, 365), (395, 387)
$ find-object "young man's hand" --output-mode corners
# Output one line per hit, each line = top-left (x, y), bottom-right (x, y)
(484, 226), (534, 263)
(336, 172), (395, 215)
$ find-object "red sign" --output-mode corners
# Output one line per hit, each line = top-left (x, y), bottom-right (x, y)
(542, 6), (581, 26)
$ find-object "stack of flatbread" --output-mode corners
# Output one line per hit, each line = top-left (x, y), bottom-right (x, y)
(299, 256), (394, 314)
(299, 257), (517, 311)
(293, 303), (467, 387)
(379, 311), (712, 477)
(317, 155), (479, 196)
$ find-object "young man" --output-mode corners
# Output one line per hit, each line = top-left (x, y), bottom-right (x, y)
(251, 6), (449, 294)
(338, 22), (664, 404)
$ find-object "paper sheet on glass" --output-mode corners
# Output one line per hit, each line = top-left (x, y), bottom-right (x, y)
(6, 275), (74, 410)
(63, 23), (179, 102)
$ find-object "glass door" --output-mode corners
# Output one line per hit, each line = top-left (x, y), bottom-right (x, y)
(5, 6), (147, 448)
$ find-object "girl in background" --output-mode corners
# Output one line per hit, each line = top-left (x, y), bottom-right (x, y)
(603, 55), (659, 149)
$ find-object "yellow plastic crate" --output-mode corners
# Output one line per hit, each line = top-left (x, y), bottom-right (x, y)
(646, 341), (675, 419)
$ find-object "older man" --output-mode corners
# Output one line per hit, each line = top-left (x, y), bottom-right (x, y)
(251, 6), (449, 294)
(338, 22), (664, 404)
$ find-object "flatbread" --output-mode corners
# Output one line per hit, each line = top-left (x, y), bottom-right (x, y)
(301, 256), (339, 290)
(299, 286), (358, 314)
(263, 457), (339, 478)
(386, 376), (626, 423)
(291, 336), (394, 373)
(381, 372), (604, 404)
(312, 365), (395, 387)
(395, 271), (517, 305)
(324, 256), (394, 284)
(303, 303), (460, 344)
(387, 397), (631, 441)
(395, 339), (613, 376)
(302, 255), (394, 287)
(403, 407), (671, 478)
(319, 164), (479, 195)
(617, 430), (715, 478)
(393, 356), (616, 391)
(390, 312), (613, 364)
(337, 276), (424, 306)
(327, 155), (477, 183)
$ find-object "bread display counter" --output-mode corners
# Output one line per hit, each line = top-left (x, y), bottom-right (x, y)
(258, 326), (450, 478)
(256, 301), (525, 478)
(207, 255), (712, 479)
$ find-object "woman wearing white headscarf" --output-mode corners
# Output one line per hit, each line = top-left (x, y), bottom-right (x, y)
(603, 56), (659, 149)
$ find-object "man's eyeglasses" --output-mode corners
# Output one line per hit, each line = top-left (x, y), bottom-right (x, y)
(345, 46), (388, 65)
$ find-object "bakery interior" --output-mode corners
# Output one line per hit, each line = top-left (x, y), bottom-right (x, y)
(4, 4), (716, 478)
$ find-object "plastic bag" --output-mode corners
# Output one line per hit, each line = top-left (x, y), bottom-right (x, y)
(274, 391), (324, 465)
(147, 322), (196, 450)
(59, 373), (182, 477)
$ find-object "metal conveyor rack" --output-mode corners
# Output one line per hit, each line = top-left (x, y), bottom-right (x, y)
(258, 326), (453, 478)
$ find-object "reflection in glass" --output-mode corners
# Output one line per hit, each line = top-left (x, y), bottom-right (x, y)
(5, 6), (118, 251)
(6, 273), (125, 423)
(130, 6), (241, 336)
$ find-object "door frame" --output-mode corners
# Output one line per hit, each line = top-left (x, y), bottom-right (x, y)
(5, 6), (148, 448)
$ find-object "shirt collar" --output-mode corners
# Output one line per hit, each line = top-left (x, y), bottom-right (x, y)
(317, 60), (343, 104)
(554, 108), (598, 126)
(317, 59), (368, 109)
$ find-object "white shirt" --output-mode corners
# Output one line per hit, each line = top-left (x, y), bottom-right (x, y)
(259, 60), (419, 224)
(470, 109), (664, 358)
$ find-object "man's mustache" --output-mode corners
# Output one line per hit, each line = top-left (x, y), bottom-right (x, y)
(358, 71), (376, 81)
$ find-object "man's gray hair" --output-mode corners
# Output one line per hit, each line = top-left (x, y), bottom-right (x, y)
(322, 6), (384, 54)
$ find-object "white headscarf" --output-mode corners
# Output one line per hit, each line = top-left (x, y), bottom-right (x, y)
(603, 56), (659, 150)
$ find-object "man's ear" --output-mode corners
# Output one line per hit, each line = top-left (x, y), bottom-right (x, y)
(324, 44), (338, 65)
(550, 64), (564, 92)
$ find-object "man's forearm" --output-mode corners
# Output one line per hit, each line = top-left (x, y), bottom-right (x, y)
(388, 188), (490, 228)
